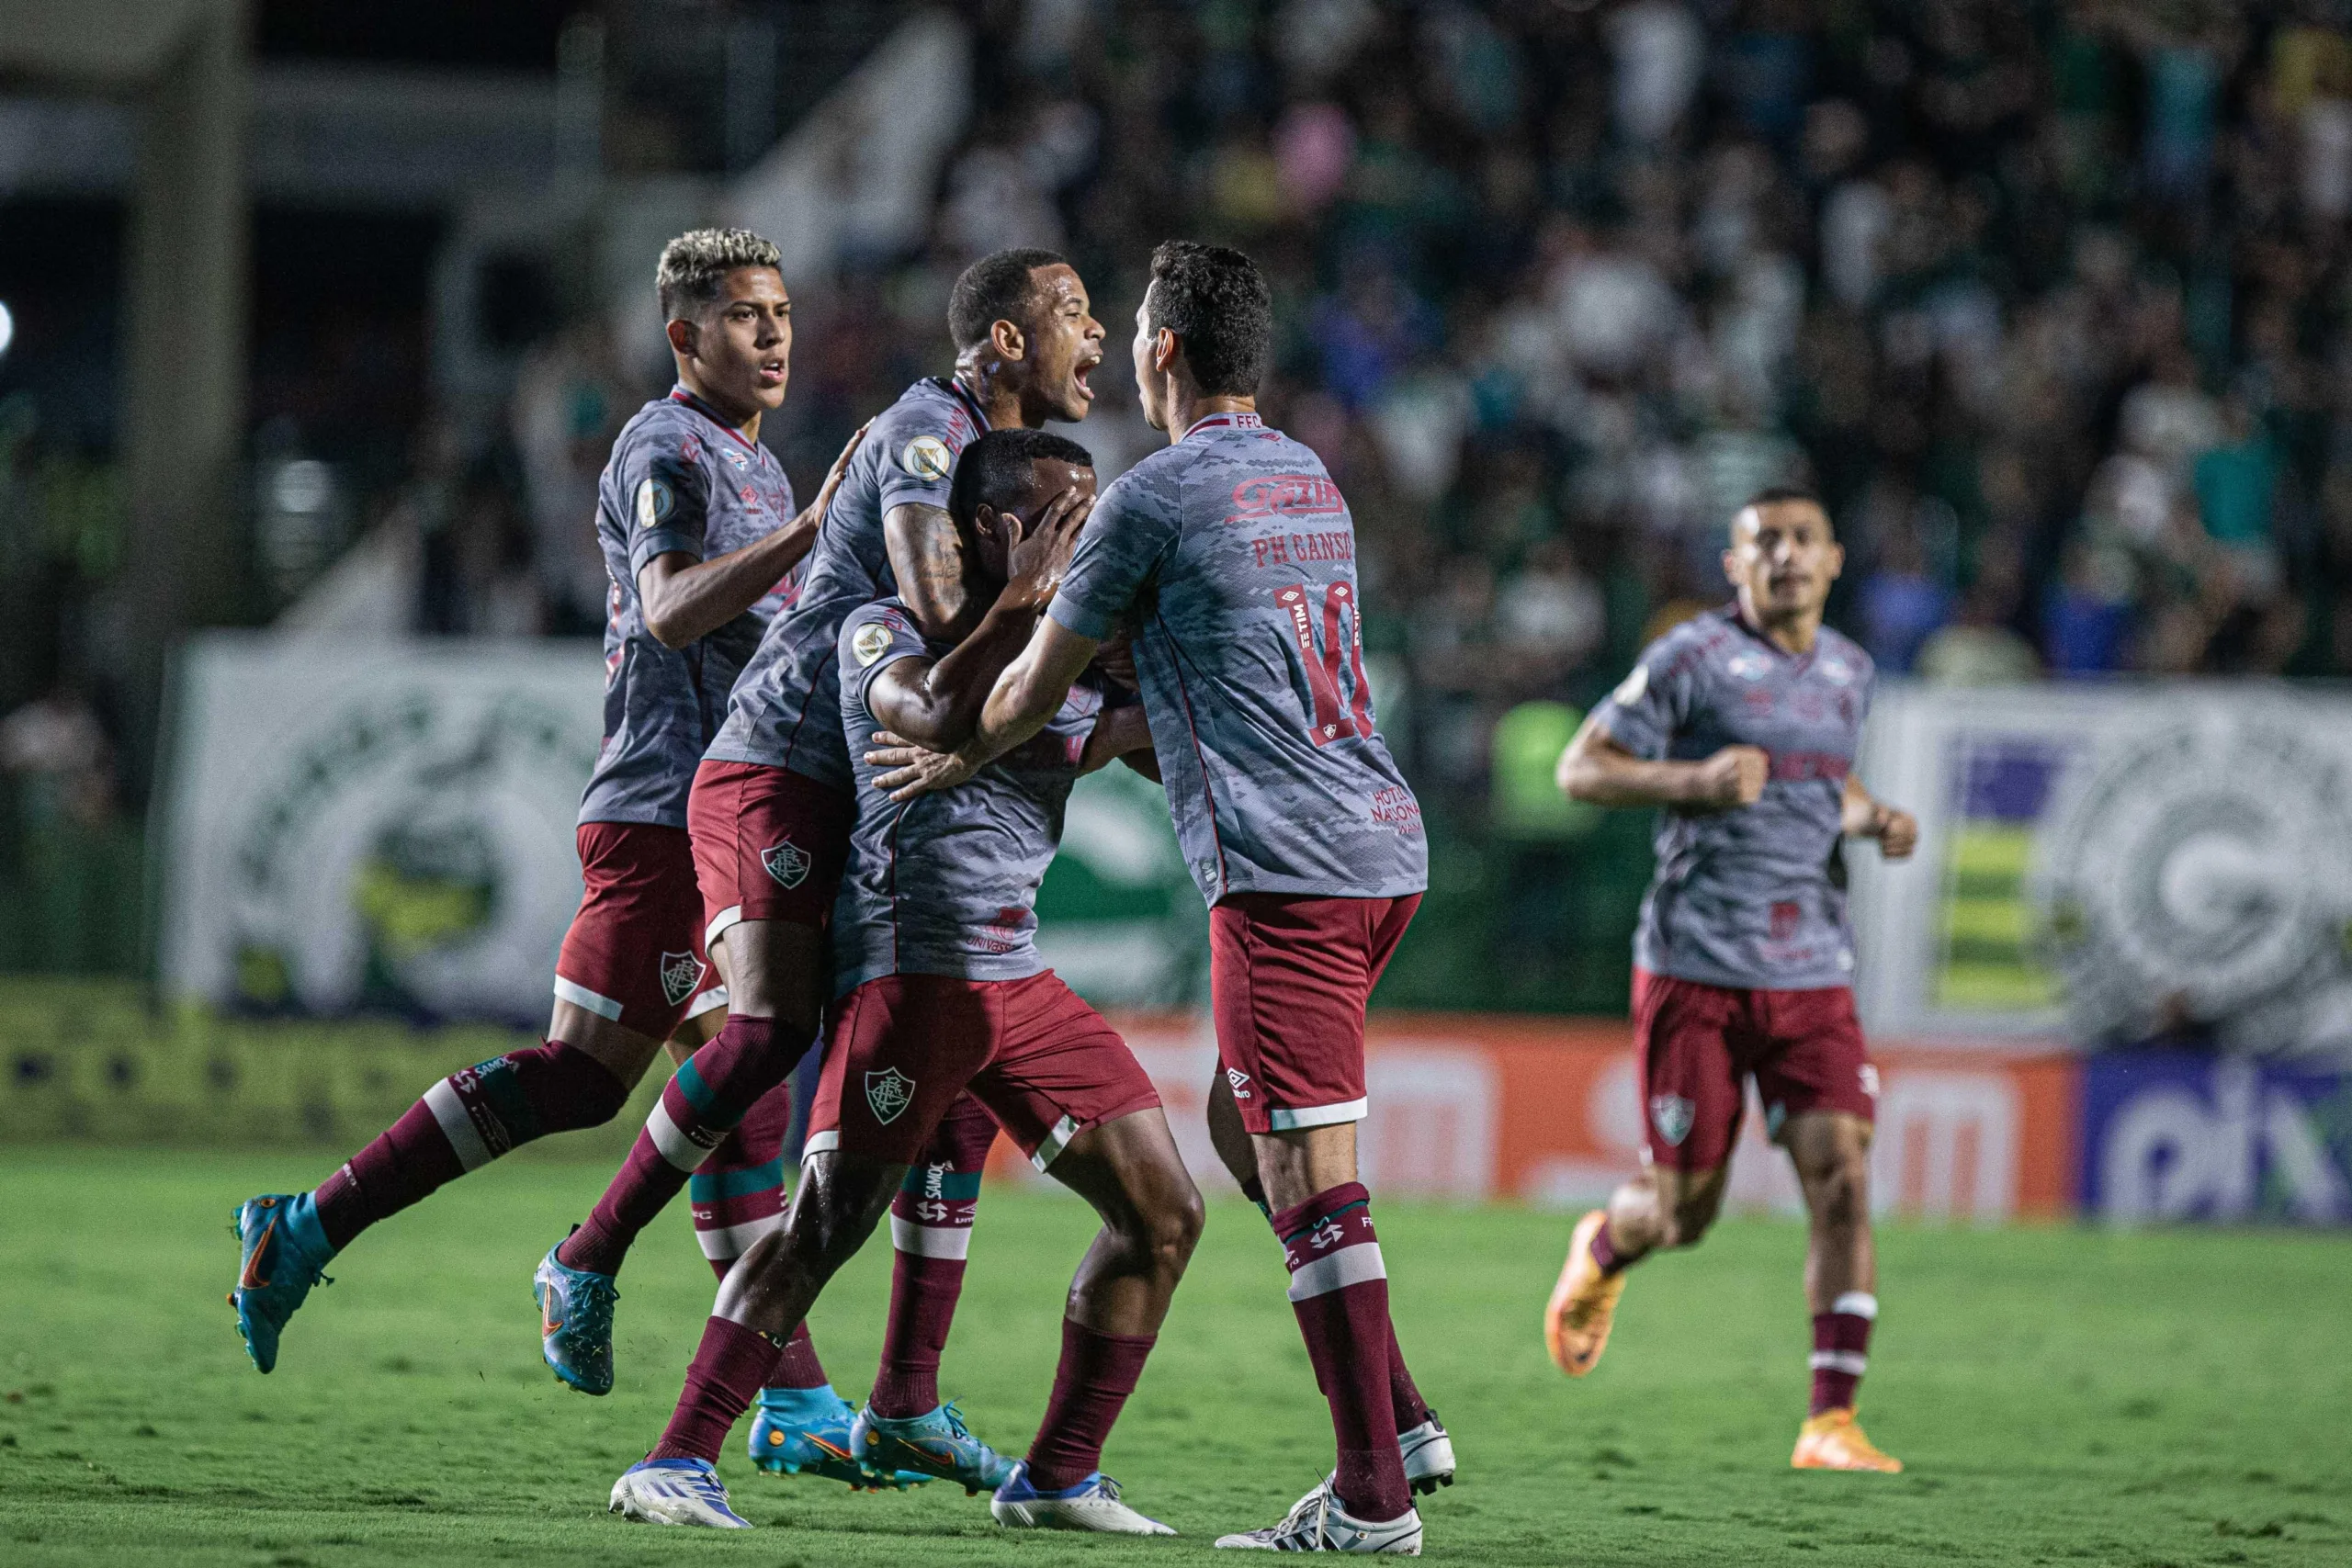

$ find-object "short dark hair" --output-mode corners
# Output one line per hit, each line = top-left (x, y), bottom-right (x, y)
(948, 248), (1069, 351)
(948, 427), (1095, 526)
(1146, 241), (1272, 398)
(655, 228), (782, 321)
(1744, 485), (1822, 512)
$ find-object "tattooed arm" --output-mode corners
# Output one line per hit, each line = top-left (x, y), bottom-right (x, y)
(884, 502), (982, 641)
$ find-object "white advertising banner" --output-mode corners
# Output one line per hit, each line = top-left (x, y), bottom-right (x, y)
(1849, 682), (2352, 1055)
(159, 634), (606, 1025)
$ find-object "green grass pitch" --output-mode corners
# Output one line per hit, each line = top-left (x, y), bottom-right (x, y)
(2, 1147), (2347, 1566)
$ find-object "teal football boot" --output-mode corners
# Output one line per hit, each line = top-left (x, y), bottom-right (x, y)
(229, 1191), (334, 1373)
(852, 1401), (1017, 1495)
(534, 1242), (619, 1395)
(749, 1384), (924, 1489)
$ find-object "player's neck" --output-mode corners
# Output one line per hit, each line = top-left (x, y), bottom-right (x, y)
(1739, 601), (1823, 656)
(1162, 389), (1256, 443)
(954, 364), (1034, 431)
(675, 367), (761, 442)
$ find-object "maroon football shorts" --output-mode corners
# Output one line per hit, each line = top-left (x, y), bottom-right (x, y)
(1631, 967), (1877, 1172)
(554, 821), (725, 1039)
(1209, 891), (1421, 1135)
(807, 970), (1162, 1170)
(687, 759), (853, 948)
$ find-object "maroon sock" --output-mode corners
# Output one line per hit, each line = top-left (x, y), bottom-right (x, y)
(768, 1322), (829, 1392)
(1386, 1320), (1431, 1433)
(1272, 1182), (1412, 1524)
(1023, 1318), (1157, 1493)
(869, 1095), (993, 1418)
(1590, 1216), (1632, 1276)
(312, 1042), (626, 1252)
(560, 1014), (805, 1278)
(1809, 1292), (1877, 1416)
(691, 1084), (796, 1279)
(648, 1316), (785, 1463)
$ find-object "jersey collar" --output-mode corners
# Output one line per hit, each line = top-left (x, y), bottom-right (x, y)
(667, 385), (764, 456)
(1724, 603), (1822, 673)
(1181, 410), (1264, 444)
(939, 375), (995, 434)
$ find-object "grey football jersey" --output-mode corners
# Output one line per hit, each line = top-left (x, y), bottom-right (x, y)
(581, 388), (799, 828)
(1048, 412), (1427, 906)
(705, 378), (989, 790)
(830, 599), (1101, 997)
(1590, 606), (1877, 990)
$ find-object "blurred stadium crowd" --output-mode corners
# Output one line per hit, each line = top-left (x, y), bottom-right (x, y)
(6, 0), (2352, 997)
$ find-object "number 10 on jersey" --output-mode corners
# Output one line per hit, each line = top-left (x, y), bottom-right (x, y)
(1275, 581), (1373, 745)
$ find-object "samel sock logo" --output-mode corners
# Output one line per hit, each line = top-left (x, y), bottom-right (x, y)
(1650, 1094), (1695, 1147)
(658, 951), (707, 1008)
(865, 1067), (916, 1124)
(762, 840), (811, 889)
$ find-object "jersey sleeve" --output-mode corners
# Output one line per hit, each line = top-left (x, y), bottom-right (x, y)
(837, 603), (932, 716)
(1589, 631), (1697, 761)
(874, 405), (961, 516)
(619, 428), (715, 575)
(1048, 468), (1181, 639)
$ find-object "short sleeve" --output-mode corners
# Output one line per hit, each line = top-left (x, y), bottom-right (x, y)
(1049, 471), (1180, 639)
(1589, 635), (1694, 761)
(621, 434), (713, 575)
(838, 604), (931, 713)
(875, 415), (961, 516)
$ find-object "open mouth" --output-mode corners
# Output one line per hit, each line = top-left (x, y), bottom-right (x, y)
(756, 358), (786, 386)
(1073, 355), (1100, 401)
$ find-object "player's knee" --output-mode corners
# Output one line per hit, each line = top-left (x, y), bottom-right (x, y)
(503, 1042), (631, 1134)
(1807, 1153), (1871, 1230)
(1662, 1195), (1721, 1248)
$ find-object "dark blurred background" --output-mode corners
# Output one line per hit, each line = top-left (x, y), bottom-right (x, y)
(5, 0), (2348, 1012)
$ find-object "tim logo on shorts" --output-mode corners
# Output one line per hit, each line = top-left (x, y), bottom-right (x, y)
(1650, 1094), (1696, 1147)
(658, 951), (706, 1008)
(762, 840), (811, 889)
(866, 1067), (916, 1124)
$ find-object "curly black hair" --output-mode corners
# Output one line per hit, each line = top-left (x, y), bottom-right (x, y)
(1146, 241), (1272, 398)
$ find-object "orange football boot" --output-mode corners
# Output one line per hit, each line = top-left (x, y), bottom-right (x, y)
(1791, 1408), (1903, 1472)
(1544, 1209), (1626, 1376)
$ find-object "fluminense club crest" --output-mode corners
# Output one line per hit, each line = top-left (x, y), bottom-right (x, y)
(762, 839), (811, 889)
(1649, 1094), (1695, 1147)
(658, 950), (706, 1008)
(865, 1066), (917, 1125)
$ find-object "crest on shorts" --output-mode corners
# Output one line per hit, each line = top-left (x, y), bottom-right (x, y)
(853, 621), (895, 668)
(865, 1067), (917, 1125)
(1650, 1094), (1695, 1147)
(901, 434), (953, 482)
(762, 839), (811, 889)
(658, 951), (706, 1008)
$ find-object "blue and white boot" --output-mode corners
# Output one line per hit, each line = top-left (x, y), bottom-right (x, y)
(749, 1384), (924, 1488)
(534, 1240), (619, 1395)
(1399, 1410), (1455, 1495)
(608, 1457), (752, 1528)
(229, 1192), (334, 1373)
(852, 1401), (1017, 1495)
(991, 1461), (1176, 1535)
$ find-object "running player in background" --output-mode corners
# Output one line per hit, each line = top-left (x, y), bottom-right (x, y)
(609, 430), (1198, 1535)
(229, 231), (862, 1457)
(1544, 488), (1917, 1474)
(895, 242), (1441, 1554)
(538, 249), (1107, 1491)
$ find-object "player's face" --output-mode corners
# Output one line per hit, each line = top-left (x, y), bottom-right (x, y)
(1724, 501), (1842, 622)
(975, 458), (1097, 582)
(689, 265), (793, 417)
(1019, 265), (1104, 423)
(1131, 291), (1166, 430)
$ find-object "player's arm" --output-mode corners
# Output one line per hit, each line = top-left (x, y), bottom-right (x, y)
(861, 487), (1092, 750)
(885, 502), (980, 641)
(1077, 705), (1154, 775)
(1840, 773), (1917, 859)
(1555, 713), (1767, 810)
(638, 422), (866, 649)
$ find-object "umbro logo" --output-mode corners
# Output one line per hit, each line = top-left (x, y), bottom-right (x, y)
(1225, 1067), (1252, 1100)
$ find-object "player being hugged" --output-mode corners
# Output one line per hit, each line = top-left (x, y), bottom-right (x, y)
(1544, 487), (1918, 1474)
(610, 429), (1202, 1535)
(887, 243), (1442, 1554)
(227, 230), (863, 1410)
(537, 249), (1107, 1491)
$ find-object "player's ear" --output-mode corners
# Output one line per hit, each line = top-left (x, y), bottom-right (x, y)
(989, 316), (1029, 364)
(1152, 327), (1181, 377)
(1721, 547), (1741, 588)
(665, 317), (695, 359)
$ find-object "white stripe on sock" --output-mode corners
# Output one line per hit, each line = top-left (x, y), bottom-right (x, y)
(423, 1078), (493, 1172)
(1268, 1097), (1369, 1131)
(1830, 1292), (1879, 1320)
(1285, 1239), (1386, 1302)
(647, 1100), (710, 1172)
(1809, 1350), (1868, 1375)
(1029, 1112), (1080, 1172)
(889, 1213), (974, 1259)
(695, 1215), (779, 1261)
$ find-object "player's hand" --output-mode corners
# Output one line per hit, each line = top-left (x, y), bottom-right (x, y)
(866, 730), (980, 800)
(1003, 485), (1093, 610)
(794, 421), (869, 531)
(1689, 744), (1769, 808)
(1873, 806), (1918, 860)
(1089, 627), (1139, 691)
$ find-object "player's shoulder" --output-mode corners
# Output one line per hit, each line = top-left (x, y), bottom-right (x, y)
(837, 596), (922, 665)
(1639, 605), (1739, 675)
(873, 378), (981, 468)
(1099, 441), (1192, 514)
(612, 395), (711, 467)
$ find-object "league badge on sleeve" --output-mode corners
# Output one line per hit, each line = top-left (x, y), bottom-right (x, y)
(1611, 664), (1649, 705)
(901, 434), (953, 482)
(635, 477), (673, 530)
(853, 622), (895, 668)
(865, 1067), (917, 1125)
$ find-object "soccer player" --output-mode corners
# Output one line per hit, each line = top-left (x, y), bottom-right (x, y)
(894, 242), (1437, 1553)
(228, 230), (865, 1465)
(1543, 487), (1918, 1473)
(609, 429), (1199, 1534)
(537, 249), (1107, 1488)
